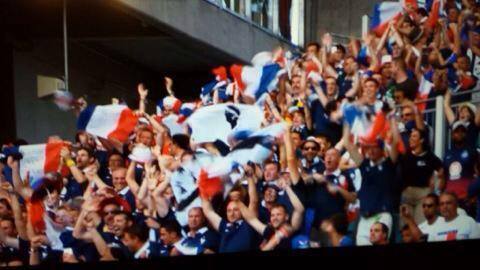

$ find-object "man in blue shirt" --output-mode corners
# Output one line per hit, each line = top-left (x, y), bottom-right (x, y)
(444, 121), (478, 215)
(237, 179), (304, 251)
(201, 197), (257, 253)
(305, 148), (357, 229)
(300, 138), (325, 175)
(60, 147), (96, 201)
(179, 207), (219, 254)
(320, 213), (354, 247)
(343, 119), (400, 246)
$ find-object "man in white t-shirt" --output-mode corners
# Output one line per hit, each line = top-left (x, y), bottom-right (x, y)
(417, 194), (445, 241)
(428, 192), (480, 242)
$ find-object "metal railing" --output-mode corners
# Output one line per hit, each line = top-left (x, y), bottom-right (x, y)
(410, 88), (480, 159)
(204, 0), (304, 46)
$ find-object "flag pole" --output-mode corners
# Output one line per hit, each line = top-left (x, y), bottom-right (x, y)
(63, 0), (69, 92)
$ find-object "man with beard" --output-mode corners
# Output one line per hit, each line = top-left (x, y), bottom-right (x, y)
(237, 179), (304, 250)
(61, 147), (96, 201)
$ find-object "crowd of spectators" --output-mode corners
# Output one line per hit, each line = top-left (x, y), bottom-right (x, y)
(1, 0), (480, 266)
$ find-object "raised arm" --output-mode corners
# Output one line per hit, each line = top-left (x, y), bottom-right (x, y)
(138, 83), (148, 114)
(284, 124), (301, 185)
(126, 161), (140, 196)
(328, 179), (357, 205)
(84, 167), (109, 191)
(404, 100), (425, 131)
(387, 115), (400, 163)
(399, 205), (423, 242)
(237, 201), (266, 235)
(375, 23), (391, 55)
(443, 90), (456, 125)
(151, 177), (171, 218)
(475, 105), (480, 127)
(6, 157), (32, 201)
(312, 80), (329, 108)
(87, 227), (115, 261)
(61, 147), (88, 184)
(201, 198), (222, 232)
(342, 124), (364, 166)
(9, 190), (28, 240)
(282, 182), (304, 232)
(245, 166), (259, 215)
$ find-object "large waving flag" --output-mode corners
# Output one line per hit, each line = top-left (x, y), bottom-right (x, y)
(426, 0), (444, 29)
(201, 66), (229, 104)
(198, 123), (286, 199)
(186, 103), (263, 146)
(343, 103), (405, 152)
(12, 142), (68, 188)
(370, 2), (403, 36)
(159, 114), (187, 136)
(417, 70), (434, 112)
(77, 104), (138, 143)
(370, 1), (418, 36)
(230, 63), (281, 100)
(170, 151), (219, 226)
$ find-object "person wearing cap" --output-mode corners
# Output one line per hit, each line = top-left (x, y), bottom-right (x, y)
(300, 137), (325, 175)
(444, 89), (480, 149)
(289, 106), (310, 141)
(443, 120), (478, 214)
(380, 55), (393, 85)
(343, 116), (401, 246)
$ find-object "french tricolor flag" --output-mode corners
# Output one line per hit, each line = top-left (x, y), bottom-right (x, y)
(77, 104), (138, 143)
(370, 1), (418, 36)
(17, 142), (68, 188)
(426, 0), (444, 29)
(417, 71), (434, 112)
(230, 63), (281, 100)
(177, 102), (197, 123)
(197, 123), (286, 199)
(156, 96), (182, 115)
(201, 66), (229, 104)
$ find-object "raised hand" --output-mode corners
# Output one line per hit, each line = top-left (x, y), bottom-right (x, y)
(322, 33), (333, 48)
(60, 147), (72, 161)
(165, 77), (174, 96)
(138, 83), (149, 100)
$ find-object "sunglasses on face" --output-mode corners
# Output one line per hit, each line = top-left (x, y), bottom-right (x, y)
(104, 210), (116, 216)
